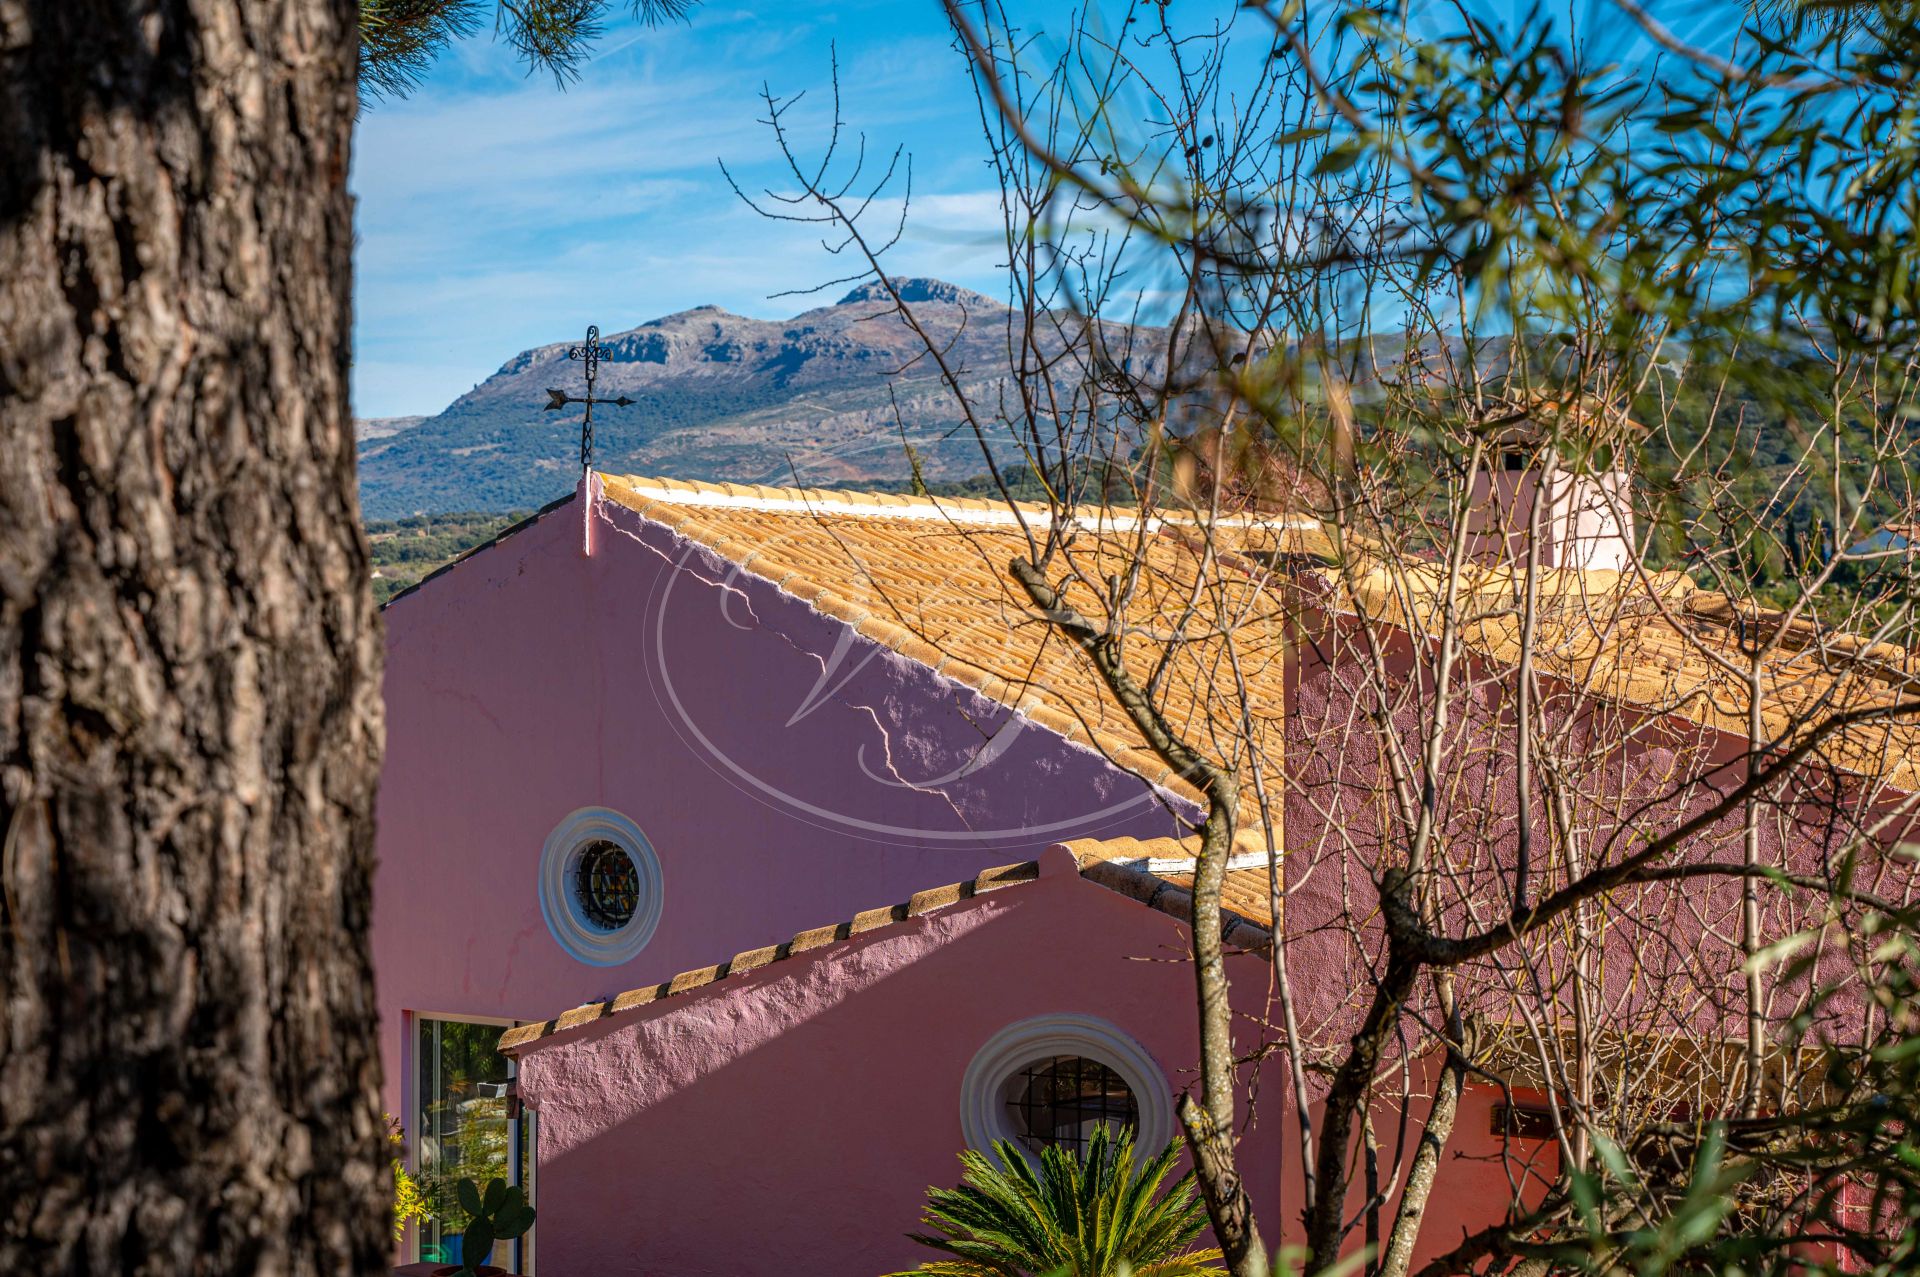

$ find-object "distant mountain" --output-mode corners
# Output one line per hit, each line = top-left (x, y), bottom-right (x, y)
(356, 279), (1142, 519)
(354, 415), (428, 443)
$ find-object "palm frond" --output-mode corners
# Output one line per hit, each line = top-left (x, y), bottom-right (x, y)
(888, 1126), (1225, 1277)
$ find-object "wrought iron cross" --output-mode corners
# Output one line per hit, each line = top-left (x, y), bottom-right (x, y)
(544, 324), (635, 472)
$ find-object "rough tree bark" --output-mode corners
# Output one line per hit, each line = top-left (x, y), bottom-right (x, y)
(0, 2), (387, 1272)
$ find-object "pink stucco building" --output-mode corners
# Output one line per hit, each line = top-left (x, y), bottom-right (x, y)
(497, 842), (1544, 1276)
(375, 475), (1206, 1267)
(376, 467), (1917, 1273)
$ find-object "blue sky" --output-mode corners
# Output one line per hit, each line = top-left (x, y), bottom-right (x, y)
(351, 1), (1023, 418)
(349, 0), (1733, 419)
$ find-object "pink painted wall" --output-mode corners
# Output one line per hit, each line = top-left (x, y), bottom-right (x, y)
(379, 477), (1913, 1269)
(509, 850), (1542, 1276)
(373, 482), (1187, 1134)
(1279, 601), (1919, 1054)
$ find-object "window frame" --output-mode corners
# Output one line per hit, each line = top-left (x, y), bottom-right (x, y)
(405, 1011), (536, 1272)
(537, 807), (664, 966)
(959, 1014), (1174, 1156)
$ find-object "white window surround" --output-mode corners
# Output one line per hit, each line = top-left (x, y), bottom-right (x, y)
(537, 807), (664, 967)
(959, 1013), (1174, 1154)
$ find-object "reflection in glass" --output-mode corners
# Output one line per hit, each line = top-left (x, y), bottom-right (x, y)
(574, 839), (639, 930)
(415, 1018), (532, 1270)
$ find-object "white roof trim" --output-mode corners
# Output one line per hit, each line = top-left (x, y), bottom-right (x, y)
(610, 479), (1320, 535)
(1118, 851), (1275, 874)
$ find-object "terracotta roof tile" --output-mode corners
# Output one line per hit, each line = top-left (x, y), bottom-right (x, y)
(610, 985), (666, 1014)
(554, 1002), (609, 1032)
(849, 903), (910, 934)
(598, 472), (1919, 787)
(972, 861), (1046, 890)
(907, 883), (967, 914)
(598, 474), (1301, 820)
(788, 922), (852, 953)
(1066, 833), (1280, 934)
(727, 944), (784, 974)
(668, 964), (726, 996)
(1318, 561), (1920, 788)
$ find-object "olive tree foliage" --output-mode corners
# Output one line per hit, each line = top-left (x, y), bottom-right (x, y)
(358, 0), (697, 97)
(742, 0), (1920, 1273)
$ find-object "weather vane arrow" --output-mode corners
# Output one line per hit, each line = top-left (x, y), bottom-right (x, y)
(544, 324), (635, 473)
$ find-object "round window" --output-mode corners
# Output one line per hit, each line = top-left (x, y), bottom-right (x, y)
(1002, 1054), (1141, 1155)
(575, 839), (639, 930)
(960, 1014), (1172, 1156)
(538, 808), (663, 966)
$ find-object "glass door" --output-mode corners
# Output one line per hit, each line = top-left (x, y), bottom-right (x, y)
(414, 1017), (534, 1271)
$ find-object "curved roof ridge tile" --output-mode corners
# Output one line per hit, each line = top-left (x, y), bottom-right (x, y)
(601, 471), (1320, 533)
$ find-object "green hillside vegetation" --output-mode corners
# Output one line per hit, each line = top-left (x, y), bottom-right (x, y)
(369, 511), (530, 604)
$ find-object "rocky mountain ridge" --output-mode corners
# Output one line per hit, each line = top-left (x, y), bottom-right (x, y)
(356, 279), (1095, 518)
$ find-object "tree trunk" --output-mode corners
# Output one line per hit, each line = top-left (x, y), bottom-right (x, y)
(0, 2), (386, 1272)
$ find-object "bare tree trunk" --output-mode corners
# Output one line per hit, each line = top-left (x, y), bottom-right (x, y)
(1177, 808), (1269, 1277)
(1304, 944), (1420, 1268)
(1010, 559), (1269, 1277)
(1378, 1006), (1473, 1277)
(0, 2), (387, 1272)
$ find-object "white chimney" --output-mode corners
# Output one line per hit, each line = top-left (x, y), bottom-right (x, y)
(1465, 397), (1639, 571)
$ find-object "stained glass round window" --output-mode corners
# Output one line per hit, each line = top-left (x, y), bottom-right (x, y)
(539, 809), (662, 965)
(1003, 1055), (1140, 1154)
(574, 839), (639, 930)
